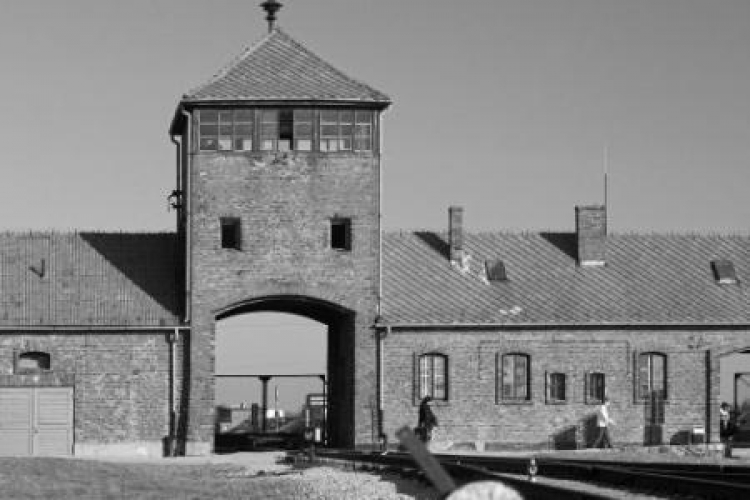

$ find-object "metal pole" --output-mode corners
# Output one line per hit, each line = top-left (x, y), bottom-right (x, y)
(260, 376), (271, 432)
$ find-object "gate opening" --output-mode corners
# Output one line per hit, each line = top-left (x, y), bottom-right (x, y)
(214, 296), (355, 449)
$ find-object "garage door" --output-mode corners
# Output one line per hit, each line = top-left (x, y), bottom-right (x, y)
(0, 387), (73, 456)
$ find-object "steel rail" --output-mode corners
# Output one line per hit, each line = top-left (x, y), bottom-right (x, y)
(316, 449), (750, 499)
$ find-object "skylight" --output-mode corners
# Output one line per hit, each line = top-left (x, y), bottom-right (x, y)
(711, 259), (737, 284)
(485, 260), (507, 282)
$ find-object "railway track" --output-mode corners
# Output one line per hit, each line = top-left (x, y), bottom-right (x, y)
(315, 442), (750, 499)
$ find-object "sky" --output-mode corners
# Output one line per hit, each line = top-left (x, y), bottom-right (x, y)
(2, 0), (749, 409)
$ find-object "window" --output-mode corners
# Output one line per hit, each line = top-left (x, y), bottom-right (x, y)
(546, 372), (566, 403)
(354, 111), (373, 151)
(499, 353), (530, 401)
(330, 218), (352, 251)
(197, 108), (375, 153)
(485, 260), (507, 282)
(17, 351), (51, 373)
(585, 372), (606, 404)
(320, 110), (373, 152)
(418, 353), (447, 401)
(198, 109), (253, 151)
(637, 352), (667, 401)
(220, 217), (241, 250)
(260, 109), (279, 151)
(293, 109), (313, 151)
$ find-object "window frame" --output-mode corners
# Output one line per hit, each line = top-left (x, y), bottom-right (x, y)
(546, 371), (567, 404)
(498, 353), (531, 403)
(417, 353), (448, 402)
(637, 352), (668, 402)
(585, 371), (606, 405)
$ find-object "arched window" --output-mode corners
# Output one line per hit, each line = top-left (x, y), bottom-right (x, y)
(546, 372), (567, 403)
(499, 353), (530, 401)
(17, 351), (51, 373)
(418, 353), (448, 401)
(585, 371), (606, 404)
(637, 352), (667, 401)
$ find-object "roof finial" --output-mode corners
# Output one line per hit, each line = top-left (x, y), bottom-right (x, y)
(260, 0), (283, 32)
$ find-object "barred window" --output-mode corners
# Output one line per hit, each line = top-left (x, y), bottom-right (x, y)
(546, 372), (566, 403)
(418, 353), (447, 401)
(500, 353), (530, 401)
(637, 352), (667, 400)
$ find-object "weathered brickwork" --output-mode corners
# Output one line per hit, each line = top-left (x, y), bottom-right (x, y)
(0, 331), (181, 455)
(187, 149), (380, 449)
(381, 328), (750, 449)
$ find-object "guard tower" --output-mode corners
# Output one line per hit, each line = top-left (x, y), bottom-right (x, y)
(168, 3), (390, 453)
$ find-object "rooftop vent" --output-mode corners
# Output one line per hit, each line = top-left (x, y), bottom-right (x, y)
(485, 260), (507, 282)
(711, 259), (737, 284)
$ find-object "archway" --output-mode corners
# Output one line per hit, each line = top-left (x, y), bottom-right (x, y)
(214, 295), (355, 447)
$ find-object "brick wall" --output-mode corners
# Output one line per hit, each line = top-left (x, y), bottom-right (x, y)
(187, 150), (380, 449)
(381, 328), (750, 449)
(0, 331), (179, 455)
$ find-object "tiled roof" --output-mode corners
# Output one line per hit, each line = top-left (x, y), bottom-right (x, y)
(0, 232), (181, 327)
(381, 231), (750, 326)
(183, 28), (390, 104)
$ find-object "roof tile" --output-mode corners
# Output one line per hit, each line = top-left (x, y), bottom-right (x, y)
(184, 28), (390, 104)
(382, 231), (750, 326)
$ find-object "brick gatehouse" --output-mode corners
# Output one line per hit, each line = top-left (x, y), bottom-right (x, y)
(1, 12), (749, 456)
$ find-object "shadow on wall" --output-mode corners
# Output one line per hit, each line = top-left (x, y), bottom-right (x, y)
(548, 413), (598, 450)
(549, 425), (579, 450)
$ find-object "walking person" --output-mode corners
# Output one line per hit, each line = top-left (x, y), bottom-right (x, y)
(416, 396), (438, 443)
(719, 402), (735, 458)
(592, 397), (615, 449)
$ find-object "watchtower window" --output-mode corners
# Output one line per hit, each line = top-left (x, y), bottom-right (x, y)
(293, 109), (313, 151)
(354, 111), (373, 151)
(198, 109), (253, 151)
(220, 217), (242, 250)
(330, 218), (352, 251)
(197, 107), (374, 153)
(260, 110), (279, 151)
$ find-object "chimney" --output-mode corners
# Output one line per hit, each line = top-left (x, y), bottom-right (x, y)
(576, 205), (606, 266)
(448, 206), (464, 263)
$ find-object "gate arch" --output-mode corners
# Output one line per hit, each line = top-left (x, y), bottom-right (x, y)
(215, 294), (356, 447)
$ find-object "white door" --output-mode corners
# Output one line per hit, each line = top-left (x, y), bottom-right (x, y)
(0, 387), (73, 456)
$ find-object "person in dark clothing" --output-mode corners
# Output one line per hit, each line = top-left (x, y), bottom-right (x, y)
(719, 402), (735, 458)
(417, 396), (438, 443)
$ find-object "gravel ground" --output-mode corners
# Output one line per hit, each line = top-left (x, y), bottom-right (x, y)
(83, 451), (440, 499)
